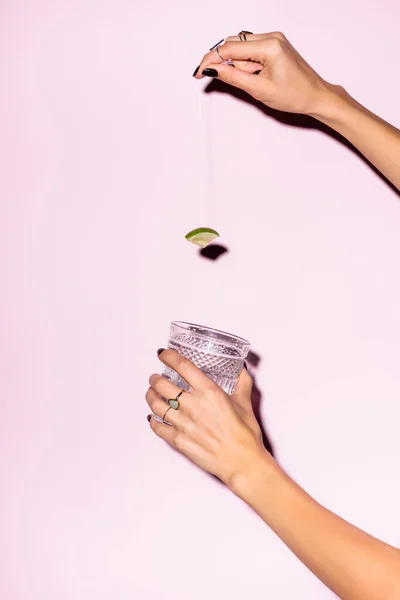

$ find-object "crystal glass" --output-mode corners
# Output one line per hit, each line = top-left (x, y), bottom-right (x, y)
(162, 321), (251, 395)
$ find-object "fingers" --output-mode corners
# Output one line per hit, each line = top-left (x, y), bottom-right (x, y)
(149, 373), (189, 406)
(195, 39), (273, 98)
(198, 33), (284, 75)
(145, 386), (176, 424)
(223, 34), (272, 71)
(230, 60), (264, 74)
(157, 349), (216, 392)
(225, 34), (268, 42)
(149, 415), (178, 446)
(234, 366), (253, 396)
(225, 32), (285, 43)
(231, 367), (254, 411)
(145, 386), (191, 428)
(198, 40), (267, 75)
(193, 33), (291, 99)
(196, 35), (286, 77)
(149, 414), (204, 465)
(201, 63), (267, 100)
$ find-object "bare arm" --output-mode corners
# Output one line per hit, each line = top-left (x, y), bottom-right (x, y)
(195, 32), (400, 192)
(146, 352), (400, 600)
(231, 455), (400, 600)
(312, 86), (400, 191)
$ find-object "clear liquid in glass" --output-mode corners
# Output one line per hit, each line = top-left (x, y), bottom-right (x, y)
(162, 322), (250, 395)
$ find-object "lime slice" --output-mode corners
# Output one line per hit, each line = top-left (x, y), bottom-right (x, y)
(185, 227), (220, 248)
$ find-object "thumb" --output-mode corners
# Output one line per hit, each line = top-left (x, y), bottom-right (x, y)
(203, 63), (266, 99)
(231, 366), (253, 411)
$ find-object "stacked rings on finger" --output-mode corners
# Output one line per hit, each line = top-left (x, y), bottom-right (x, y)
(238, 30), (253, 41)
(209, 38), (226, 62)
(209, 32), (254, 63)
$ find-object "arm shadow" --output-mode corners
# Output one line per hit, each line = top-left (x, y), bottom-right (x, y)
(246, 350), (275, 458)
(204, 79), (400, 199)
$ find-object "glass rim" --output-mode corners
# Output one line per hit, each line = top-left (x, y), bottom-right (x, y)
(171, 320), (251, 347)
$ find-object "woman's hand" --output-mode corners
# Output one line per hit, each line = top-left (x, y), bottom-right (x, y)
(195, 31), (400, 191)
(146, 355), (400, 600)
(194, 32), (336, 116)
(145, 349), (273, 488)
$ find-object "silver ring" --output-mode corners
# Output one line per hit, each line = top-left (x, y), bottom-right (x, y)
(209, 38), (225, 52)
(216, 45), (225, 61)
(238, 30), (253, 41)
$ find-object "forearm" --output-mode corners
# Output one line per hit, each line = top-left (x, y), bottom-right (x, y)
(311, 85), (400, 191)
(231, 453), (400, 600)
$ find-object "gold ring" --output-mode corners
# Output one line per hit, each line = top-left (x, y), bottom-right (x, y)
(162, 405), (172, 422)
(168, 389), (184, 410)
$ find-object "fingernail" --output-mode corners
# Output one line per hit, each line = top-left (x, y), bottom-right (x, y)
(147, 414), (152, 423)
(202, 68), (218, 78)
(243, 361), (248, 371)
(157, 348), (165, 356)
(192, 65), (200, 77)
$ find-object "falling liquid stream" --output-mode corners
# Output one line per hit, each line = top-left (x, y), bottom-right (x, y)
(198, 87), (214, 227)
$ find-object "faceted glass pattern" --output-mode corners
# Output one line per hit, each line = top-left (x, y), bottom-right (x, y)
(162, 321), (251, 395)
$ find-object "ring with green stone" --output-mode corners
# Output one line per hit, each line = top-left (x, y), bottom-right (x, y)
(168, 390), (184, 410)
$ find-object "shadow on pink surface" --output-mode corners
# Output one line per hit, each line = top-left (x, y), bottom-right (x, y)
(247, 350), (275, 458)
(199, 244), (229, 260)
(196, 243), (274, 458)
(205, 79), (400, 199)
(196, 244), (274, 455)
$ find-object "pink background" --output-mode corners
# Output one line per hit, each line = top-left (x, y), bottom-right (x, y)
(1, 1), (400, 598)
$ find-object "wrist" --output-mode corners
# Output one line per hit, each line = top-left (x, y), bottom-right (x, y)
(227, 449), (282, 502)
(307, 82), (358, 127)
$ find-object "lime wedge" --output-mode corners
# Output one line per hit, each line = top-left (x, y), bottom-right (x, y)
(185, 227), (220, 248)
